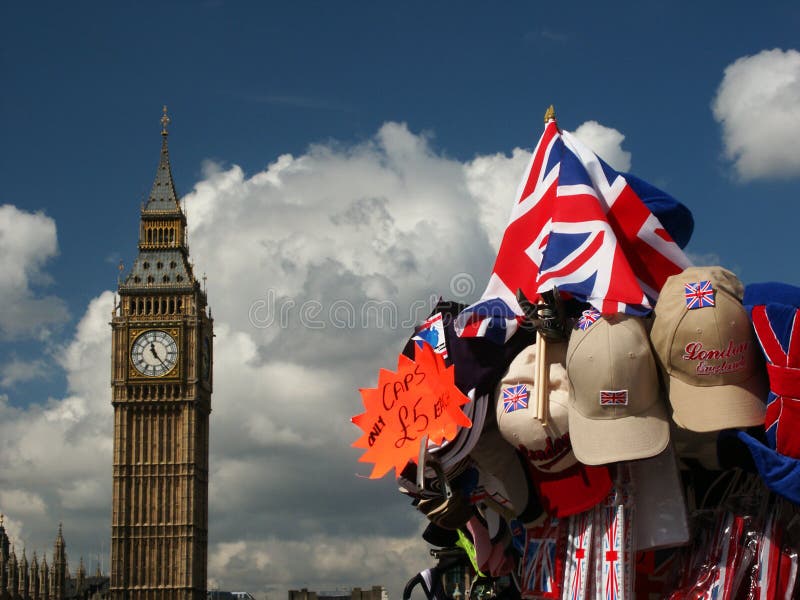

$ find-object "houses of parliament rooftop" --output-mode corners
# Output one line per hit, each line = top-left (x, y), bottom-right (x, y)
(0, 516), (108, 600)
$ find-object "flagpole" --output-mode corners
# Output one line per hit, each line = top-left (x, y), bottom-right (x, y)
(536, 105), (556, 426)
(537, 331), (548, 425)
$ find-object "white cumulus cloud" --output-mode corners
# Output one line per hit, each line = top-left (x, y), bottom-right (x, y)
(0, 358), (48, 388)
(0, 204), (69, 340)
(572, 121), (632, 172)
(1, 119), (637, 598)
(712, 48), (800, 181)
(0, 292), (114, 564)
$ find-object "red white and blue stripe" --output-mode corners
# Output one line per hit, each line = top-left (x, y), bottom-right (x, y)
(456, 115), (691, 343)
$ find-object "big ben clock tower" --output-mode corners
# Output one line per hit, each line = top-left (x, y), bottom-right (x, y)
(110, 107), (212, 600)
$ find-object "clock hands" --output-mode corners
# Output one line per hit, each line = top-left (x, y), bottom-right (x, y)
(133, 331), (177, 377)
(149, 342), (169, 369)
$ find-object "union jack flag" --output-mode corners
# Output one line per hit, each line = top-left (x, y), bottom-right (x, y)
(600, 390), (628, 406)
(456, 112), (691, 343)
(684, 280), (716, 309)
(750, 304), (800, 458)
(565, 510), (593, 600)
(597, 504), (625, 600)
(577, 307), (602, 331)
(521, 522), (562, 599)
(502, 383), (529, 414)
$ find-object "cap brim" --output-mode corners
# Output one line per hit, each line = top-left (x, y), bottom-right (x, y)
(668, 371), (766, 433)
(528, 462), (613, 518)
(568, 399), (670, 465)
(427, 391), (488, 475)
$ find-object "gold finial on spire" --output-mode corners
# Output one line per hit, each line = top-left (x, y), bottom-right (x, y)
(544, 105), (556, 123)
(161, 105), (171, 135)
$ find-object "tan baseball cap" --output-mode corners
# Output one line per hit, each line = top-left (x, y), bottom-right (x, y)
(567, 314), (670, 465)
(495, 341), (573, 471)
(495, 341), (613, 516)
(650, 266), (767, 432)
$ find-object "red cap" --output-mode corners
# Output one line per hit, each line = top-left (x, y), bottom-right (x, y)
(522, 459), (612, 518)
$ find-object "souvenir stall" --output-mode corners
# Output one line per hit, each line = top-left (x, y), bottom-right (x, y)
(352, 108), (800, 600)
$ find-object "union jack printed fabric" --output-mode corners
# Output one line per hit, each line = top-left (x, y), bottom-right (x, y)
(600, 390), (628, 406)
(521, 519), (565, 599)
(455, 117), (691, 343)
(564, 510), (593, 600)
(502, 383), (529, 414)
(684, 280), (715, 309)
(750, 304), (800, 458)
(577, 307), (602, 331)
(596, 503), (626, 600)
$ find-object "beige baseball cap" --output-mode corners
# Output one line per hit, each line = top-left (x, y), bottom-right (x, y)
(650, 266), (767, 432)
(566, 314), (670, 465)
(495, 341), (614, 516)
(495, 341), (574, 472)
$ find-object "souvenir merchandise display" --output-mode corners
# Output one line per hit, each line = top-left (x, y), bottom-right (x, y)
(352, 108), (800, 599)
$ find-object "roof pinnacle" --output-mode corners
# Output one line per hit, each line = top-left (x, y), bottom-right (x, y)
(161, 105), (170, 136)
(142, 106), (181, 214)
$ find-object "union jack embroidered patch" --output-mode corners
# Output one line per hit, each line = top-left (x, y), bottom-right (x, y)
(684, 280), (715, 310)
(600, 390), (628, 406)
(503, 384), (529, 413)
(577, 307), (602, 331)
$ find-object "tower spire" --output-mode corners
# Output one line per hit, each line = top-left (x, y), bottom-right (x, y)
(143, 105), (181, 214)
(119, 107), (196, 291)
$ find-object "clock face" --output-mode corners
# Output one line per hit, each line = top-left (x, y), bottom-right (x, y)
(131, 330), (178, 377)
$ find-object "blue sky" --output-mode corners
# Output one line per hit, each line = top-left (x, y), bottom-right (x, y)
(1, 0), (800, 596)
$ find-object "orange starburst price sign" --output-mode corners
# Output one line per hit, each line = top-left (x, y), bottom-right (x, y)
(352, 343), (473, 479)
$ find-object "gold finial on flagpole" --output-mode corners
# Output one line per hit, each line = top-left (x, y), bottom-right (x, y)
(544, 105), (556, 123)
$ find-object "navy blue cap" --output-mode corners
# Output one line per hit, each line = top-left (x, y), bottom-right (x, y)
(624, 172), (694, 249)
